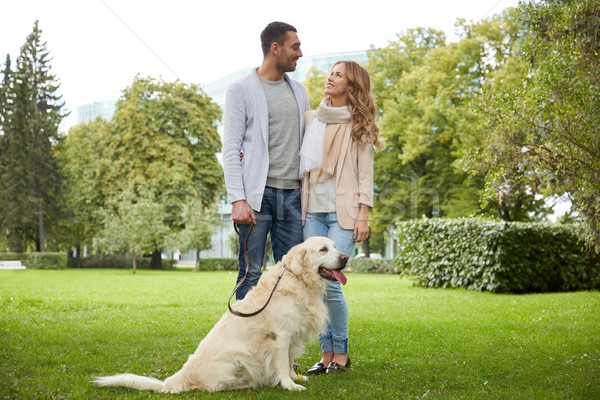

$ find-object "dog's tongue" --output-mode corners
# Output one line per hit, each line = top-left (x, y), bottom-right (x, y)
(332, 270), (347, 285)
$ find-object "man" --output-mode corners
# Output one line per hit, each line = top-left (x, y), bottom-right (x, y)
(222, 21), (310, 300)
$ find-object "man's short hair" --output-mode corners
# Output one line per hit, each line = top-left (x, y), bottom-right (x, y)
(260, 21), (297, 56)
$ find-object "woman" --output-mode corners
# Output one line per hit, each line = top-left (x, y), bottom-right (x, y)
(299, 60), (384, 374)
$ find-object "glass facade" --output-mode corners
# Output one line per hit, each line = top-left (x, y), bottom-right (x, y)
(77, 100), (117, 124)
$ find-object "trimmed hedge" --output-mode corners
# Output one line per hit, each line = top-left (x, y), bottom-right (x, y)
(396, 218), (600, 293)
(0, 252), (27, 262)
(192, 258), (397, 273)
(347, 258), (398, 274)
(195, 258), (238, 271)
(68, 254), (176, 270)
(22, 252), (67, 270)
(189, 258), (396, 273)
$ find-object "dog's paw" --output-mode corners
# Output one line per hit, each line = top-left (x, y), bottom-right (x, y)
(281, 380), (306, 391)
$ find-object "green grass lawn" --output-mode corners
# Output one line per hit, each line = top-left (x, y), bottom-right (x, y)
(1, 268), (598, 399)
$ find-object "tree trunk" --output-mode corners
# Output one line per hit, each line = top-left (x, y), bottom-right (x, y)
(132, 254), (137, 274)
(36, 186), (45, 252)
(150, 248), (162, 269)
(364, 236), (371, 258)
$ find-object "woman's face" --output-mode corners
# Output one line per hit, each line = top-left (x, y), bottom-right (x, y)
(325, 63), (350, 105)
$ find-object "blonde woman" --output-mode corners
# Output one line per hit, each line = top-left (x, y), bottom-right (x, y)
(299, 60), (383, 374)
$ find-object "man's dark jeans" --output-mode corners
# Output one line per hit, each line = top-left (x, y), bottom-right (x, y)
(234, 186), (303, 300)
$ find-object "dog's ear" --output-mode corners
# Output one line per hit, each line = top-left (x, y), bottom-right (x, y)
(283, 247), (307, 276)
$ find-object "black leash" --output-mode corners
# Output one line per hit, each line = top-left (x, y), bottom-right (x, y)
(228, 222), (286, 317)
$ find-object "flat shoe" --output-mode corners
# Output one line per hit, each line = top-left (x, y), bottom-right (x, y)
(307, 362), (326, 375)
(325, 356), (351, 373)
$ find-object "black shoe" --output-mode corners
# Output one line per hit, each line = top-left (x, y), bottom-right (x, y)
(307, 362), (326, 375)
(325, 356), (351, 373)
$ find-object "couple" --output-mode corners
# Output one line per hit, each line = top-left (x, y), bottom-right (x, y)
(222, 21), (383, 375)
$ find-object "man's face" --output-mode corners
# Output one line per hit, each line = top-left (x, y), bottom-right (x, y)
(276, 31), (302, 73)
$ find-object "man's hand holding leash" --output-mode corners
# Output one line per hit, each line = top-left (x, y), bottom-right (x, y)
(232, 200), (256, 225)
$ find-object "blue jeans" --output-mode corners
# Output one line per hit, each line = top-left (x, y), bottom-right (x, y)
(303, 212), (356, 355)
(235, 187), (303, 300)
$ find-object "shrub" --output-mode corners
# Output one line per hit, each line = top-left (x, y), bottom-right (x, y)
(396, 218), (600, 293)
(0, 252), (27, 262)
(67, 254), (175, 270)
(195, 258), (238, 271)
(347, 257), (399, 274)
(23, 252), (67, 270)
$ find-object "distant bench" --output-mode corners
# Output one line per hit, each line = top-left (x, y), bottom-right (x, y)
(0, 260), (26, 269)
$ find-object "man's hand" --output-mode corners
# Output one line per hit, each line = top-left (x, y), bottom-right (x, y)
(232, 200), (256, 225)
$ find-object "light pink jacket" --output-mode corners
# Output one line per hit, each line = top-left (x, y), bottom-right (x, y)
(301, 111), (374, 230)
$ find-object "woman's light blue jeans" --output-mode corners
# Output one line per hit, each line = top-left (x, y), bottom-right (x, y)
(303, 212), (355, 355)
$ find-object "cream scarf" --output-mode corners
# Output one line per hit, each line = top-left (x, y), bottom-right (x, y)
(299, 97), (352, 179)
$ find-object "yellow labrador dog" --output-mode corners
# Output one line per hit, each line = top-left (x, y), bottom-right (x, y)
(94, 236), (348, 393)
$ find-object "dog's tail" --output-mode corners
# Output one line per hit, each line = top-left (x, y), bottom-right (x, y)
(93, 373), (164, 392)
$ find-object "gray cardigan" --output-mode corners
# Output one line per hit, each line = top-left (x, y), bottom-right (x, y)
(222, 68), (310, 211)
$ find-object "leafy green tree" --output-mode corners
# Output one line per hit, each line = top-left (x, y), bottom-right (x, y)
(83, 76), (223, 266)
(458, 8), (551, 222)
(369, 27), (482, 236)
(367, 11), (551, 253)
(167, 198), (219, 270)
(464, 0), (600, 250)
(58, 118), (111, 253)
(0, 20), (68, 252)
(303, 66), (327, 109)
(94, 190), (170, 273)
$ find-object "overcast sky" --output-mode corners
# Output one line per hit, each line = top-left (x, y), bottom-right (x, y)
(2, 0), (520, 130)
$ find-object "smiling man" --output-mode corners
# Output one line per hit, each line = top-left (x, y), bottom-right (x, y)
(222, 21), (310, 300)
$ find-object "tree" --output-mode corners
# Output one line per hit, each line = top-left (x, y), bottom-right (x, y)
(464, 0), (600, 251)
(94, 190), (170, 273)
(167, 198), (219, 271)
(369, 27), (484, 238)
(0, 54), (17, 249)
(58, 117), (111, 253)
(303, 66), (327, 109)
(0, 20), (68, 252)
(367, 11), (553, 254)
(85, 76), (223, 265)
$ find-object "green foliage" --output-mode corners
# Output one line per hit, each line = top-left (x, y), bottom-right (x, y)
(369, 11), (552, 242)
(106, 75), (223, 206)
(22, 252), (67, 270)
(463, 0), (600, 250)
(67, 254), (175, 270)
(0, 252), (27, 261)
(58, 117), (110, 247)
(368, 27), (481, 236)
(167, 198), (220, 266)
(194, 258), (238, 271)
(347, 257), (398, 274)
(94, 190), (171, 272)
(63, 76), (223, 261)
(0, 20), (68, 252)
(397, 218), (600, 293)
(370, 28), (462, 227)
(302, 66), (327, 109)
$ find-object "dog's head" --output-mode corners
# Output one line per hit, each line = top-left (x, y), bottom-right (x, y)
(283, 236), (348, 285)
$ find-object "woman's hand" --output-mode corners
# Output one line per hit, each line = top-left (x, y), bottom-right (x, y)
(353, 205), (370, 242)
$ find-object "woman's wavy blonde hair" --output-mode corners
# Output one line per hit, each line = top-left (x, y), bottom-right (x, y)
(328, 60), (384, 150)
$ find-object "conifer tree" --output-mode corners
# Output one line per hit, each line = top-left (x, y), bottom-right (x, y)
(0, 20), (68, 251)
